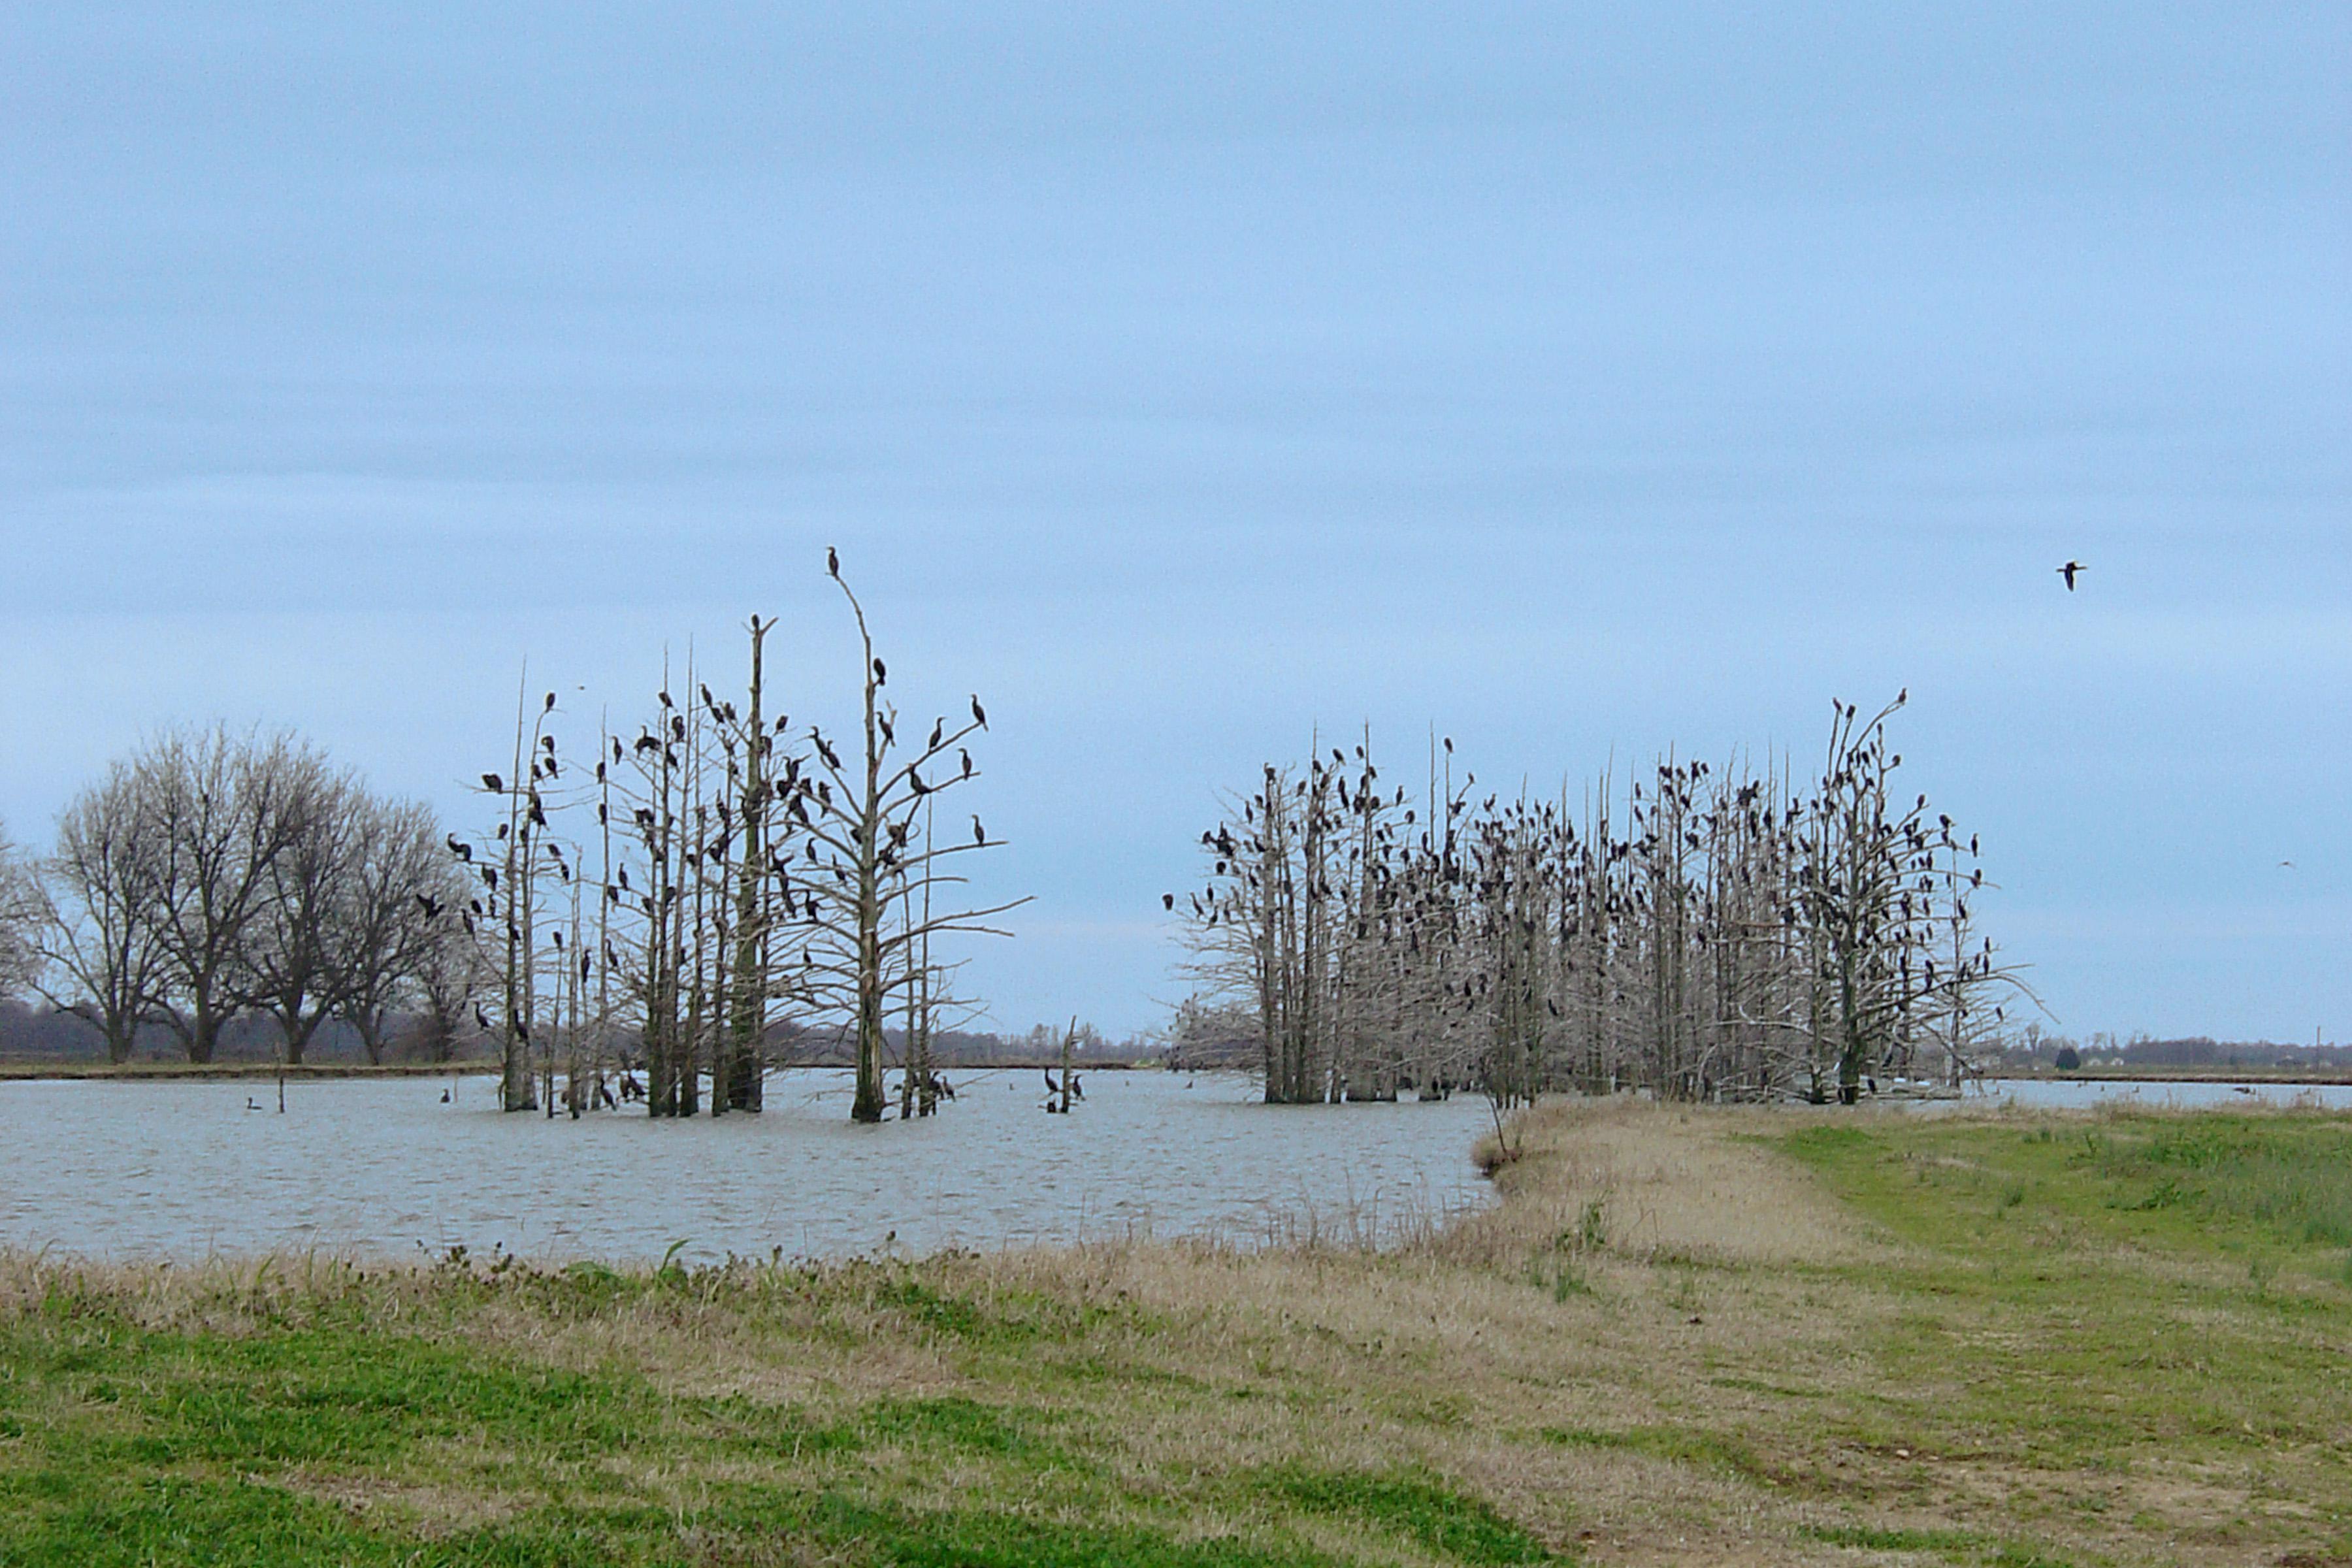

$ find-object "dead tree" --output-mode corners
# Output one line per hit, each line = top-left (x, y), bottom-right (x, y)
(800, 559), (1024, 1124)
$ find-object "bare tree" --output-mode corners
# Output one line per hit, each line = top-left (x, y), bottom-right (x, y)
(799, 559), (1024, 1123)
(38, 757), (178, 1062)
(1173, 700), (2032, 1107)
(0, 818), (42, 1002)
(247, 765), (361, 1064)
(136, 727), (328, 1064)
(331, 798), (458, 1064)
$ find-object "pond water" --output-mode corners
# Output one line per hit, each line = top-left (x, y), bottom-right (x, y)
(0, 1069), (1497, 1266)
(1960, 1078), (2352, 1111)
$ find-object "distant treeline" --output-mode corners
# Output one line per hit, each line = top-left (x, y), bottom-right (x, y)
(0, 1000), (1158, 1070)
(1999, 1030), (2347, 1071)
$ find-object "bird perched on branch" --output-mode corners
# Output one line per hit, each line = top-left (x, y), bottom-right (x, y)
(827, 546), (840, 578)
(971, 694), (988, 730)
(972, 815), (987, 845)
(481, 773), (502, 792)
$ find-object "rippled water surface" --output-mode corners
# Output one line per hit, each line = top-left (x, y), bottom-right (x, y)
(0, 1070), (1495, 1264)
(1964, 1078), (2352, 1111)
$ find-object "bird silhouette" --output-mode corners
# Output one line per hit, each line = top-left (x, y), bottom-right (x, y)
(872, 658), (887, 685)
(972, 815), (987, 845)
(1162, 893), (1175, 910)
(960, 748), (972, 779)
(970, 695), (988, 730)
(446, 835), (472, 862)
(414, 893), (442, 919)
(544, 691), (555, 711)
(474, 1003), (491, 1031)
(481, 773), (502, 792)
(827, 546), (840, 578)
(2058, 560), (2084, 591)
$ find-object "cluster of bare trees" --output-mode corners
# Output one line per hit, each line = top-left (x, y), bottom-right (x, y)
(1176, 696), (2032, 1107)
(459, 561), (1022, 1120)
(14, 725), (468, 1064)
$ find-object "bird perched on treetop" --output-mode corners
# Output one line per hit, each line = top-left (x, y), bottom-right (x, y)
(827, 546), (840, 578)
(971, 694), (988, 730)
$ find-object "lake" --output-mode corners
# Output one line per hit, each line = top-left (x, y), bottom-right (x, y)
(0, 1068), (1497, 1265)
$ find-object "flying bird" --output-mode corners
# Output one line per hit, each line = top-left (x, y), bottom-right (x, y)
(2057, 560), (2084, 591)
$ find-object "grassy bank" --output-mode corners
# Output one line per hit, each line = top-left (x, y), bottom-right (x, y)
(1, 1103), (2345, 1566)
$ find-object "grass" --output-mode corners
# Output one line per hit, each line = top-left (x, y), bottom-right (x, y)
(2, 1103), (2347, 1565)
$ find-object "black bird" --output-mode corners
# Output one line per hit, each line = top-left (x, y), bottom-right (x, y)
(2057, 560), (2084, 591)
(1043, 1069), (1059, 1096)
(970, 694), (987, 730)
(959, 748), (972, 779)
(446, 835), (472, 862)
(544, 691), (555, 711)
(1162, 892), (1175, 911)
(873, 657), (887, 685)
(879, 715), (895, 747)
(481, 772), (502, 792)
(972, 815), (987, 845)
(928, 719), (944, 750)
(414, 893), (442, 919)
(474, 1003), (492, 1031)
(827, 545), (840, 578)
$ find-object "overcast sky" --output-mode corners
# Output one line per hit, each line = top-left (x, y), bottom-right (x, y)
(3, 3), (2345, 1041)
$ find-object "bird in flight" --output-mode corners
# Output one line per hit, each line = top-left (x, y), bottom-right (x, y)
(2057, 561), (2085, 591)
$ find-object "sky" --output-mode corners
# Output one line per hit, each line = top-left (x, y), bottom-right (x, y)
(2, 3), (2345, 1042)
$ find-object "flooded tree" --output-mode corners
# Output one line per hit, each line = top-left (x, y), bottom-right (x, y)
(1176, 696), (2033, 1105)
(457, 558), (1022, 1123)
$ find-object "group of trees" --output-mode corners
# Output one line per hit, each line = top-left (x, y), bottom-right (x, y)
(3, 727), (468, 1066)
(1176, 695), (2032, 1107)
(457, 561), (1021, 1120)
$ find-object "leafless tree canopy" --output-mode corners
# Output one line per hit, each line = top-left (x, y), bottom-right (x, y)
(26, 725), (461, 1065)
(0, 820), (39, 1002)
(456, 558), (1023, 1120)
(1177, 698), (2033, 1108)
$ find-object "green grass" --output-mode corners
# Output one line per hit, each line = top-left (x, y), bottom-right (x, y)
(1774, 1109), (2352, 1554)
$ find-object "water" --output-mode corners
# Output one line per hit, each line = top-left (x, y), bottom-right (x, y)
(0, 1069), (1497, 1265)
(1961, 1077), (2352, 1111)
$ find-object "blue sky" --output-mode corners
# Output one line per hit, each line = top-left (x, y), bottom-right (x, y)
(3, 3), (2345, 1040)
